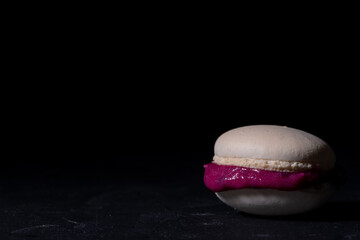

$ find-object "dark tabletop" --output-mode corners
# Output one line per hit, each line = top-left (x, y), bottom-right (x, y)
(0, 149), (359, 240)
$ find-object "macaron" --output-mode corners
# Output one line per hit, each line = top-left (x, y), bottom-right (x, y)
(204, 125), (345, 215)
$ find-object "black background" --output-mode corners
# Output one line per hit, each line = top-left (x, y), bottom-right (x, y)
(1, 8), (359, 240)
(4, 71), (358, 176)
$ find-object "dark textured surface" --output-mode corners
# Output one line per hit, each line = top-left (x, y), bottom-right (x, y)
(0, 150), (359, 240)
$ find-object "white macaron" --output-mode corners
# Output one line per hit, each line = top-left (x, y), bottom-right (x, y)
(205, 125), (340, 216)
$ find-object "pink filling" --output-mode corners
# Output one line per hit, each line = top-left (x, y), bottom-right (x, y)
(204, 163), (321, 192)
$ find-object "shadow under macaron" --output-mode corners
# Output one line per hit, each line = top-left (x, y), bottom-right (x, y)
(239, 201), (360, 222)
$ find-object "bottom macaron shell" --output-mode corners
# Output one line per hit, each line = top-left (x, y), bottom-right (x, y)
(215, 183), (334, 216)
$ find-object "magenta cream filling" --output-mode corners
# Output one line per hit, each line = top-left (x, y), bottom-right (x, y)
(204, 163), (344, 192)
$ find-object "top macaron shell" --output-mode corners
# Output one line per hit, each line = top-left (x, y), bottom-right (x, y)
(214, 125), (335, 168)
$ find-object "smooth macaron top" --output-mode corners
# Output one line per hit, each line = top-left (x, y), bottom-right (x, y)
(214, 125), (335, 171)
